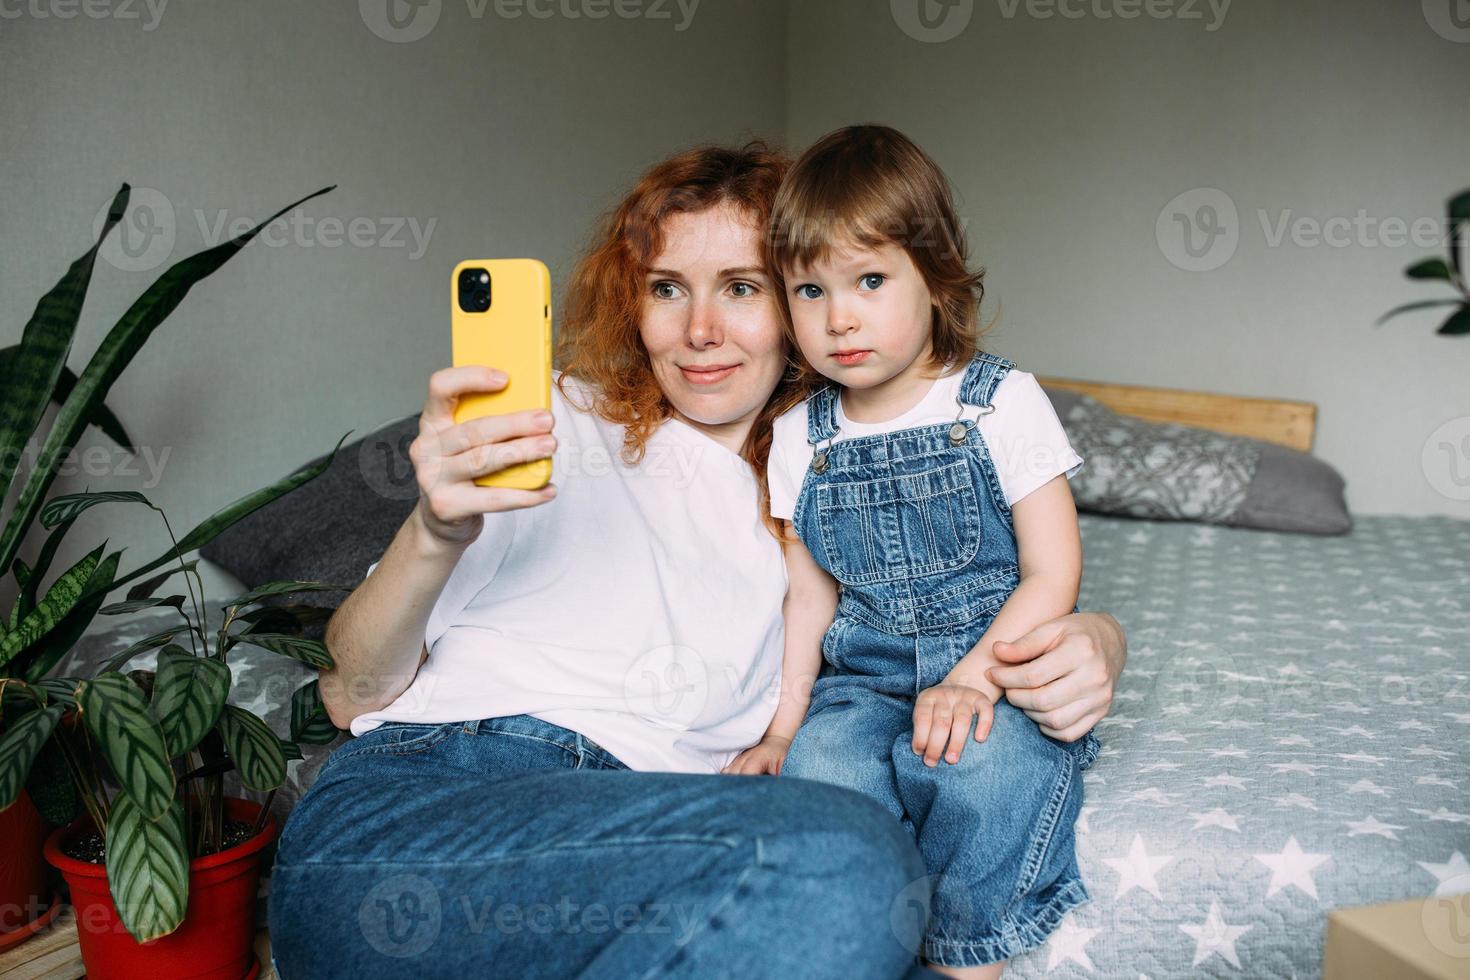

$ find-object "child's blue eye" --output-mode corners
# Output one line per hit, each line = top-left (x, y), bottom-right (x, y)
(652, 281), (680, 300)
(794, 284), (823, 300)
(859, 274), (886, 291)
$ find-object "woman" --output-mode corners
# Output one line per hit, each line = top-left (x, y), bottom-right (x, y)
(267, 142), (1127, 980)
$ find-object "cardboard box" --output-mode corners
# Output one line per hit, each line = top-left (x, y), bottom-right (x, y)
(1323, 894), (1470, 980)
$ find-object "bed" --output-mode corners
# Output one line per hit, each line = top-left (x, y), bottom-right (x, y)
(1010, 509), (1470, 977)
(53, 377), (1470, 979)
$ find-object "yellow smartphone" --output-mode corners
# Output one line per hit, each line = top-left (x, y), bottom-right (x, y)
(450, 258), (553, 490)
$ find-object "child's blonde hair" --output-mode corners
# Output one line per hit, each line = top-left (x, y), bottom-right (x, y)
(764, 125), (989, 386)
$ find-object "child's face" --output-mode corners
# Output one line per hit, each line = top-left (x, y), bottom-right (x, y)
(784, 241), (935, 389)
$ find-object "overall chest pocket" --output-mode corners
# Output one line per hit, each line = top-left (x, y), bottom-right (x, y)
(814, 458), (982, 586)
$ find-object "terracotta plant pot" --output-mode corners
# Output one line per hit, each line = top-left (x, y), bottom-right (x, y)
(0, 788), (62, 953)
(44, 796), (276, 980)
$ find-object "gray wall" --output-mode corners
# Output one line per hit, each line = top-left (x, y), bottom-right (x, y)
(787, 0), (1469, 519)
(0, 0), (787, 602)
(2, 0), (1466, 609)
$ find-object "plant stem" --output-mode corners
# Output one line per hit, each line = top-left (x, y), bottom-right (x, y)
(190, 747), (213, 849)
(212, 771), (224, 853)
(251, 789), (276, 836)
(53, 729), (105, 834)
(155, 507), (206, 656)
(76, 718), (111, 824)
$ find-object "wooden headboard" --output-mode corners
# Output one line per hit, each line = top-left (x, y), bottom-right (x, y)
(1036, 376), (1318, 453)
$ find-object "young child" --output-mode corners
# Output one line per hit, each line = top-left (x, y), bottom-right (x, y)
(723, 125), (1100, 978)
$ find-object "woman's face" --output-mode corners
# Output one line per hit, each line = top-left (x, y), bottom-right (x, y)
(639, 202), (788, 453)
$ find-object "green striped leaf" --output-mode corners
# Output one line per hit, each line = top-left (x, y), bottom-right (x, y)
(280, 739), (304, 762)
(216, 705), (286, 792)
(40, 490), (155, 529)
(0, 344), (134, 452)
(234, 603), (334, 634)
(36, 677), (82, 709)
(228, 632), (333, 670)
(220, 580), (354, 608)
(151, 646), (230, 757)
(77, 673), (175, 819)
(99, 595), (186, 616)
(0, 185), (128, 533)
(0, 185), (336, 584)
(105, 792), (189, 942)
(12, 546), (120, 686)
(98, 626), (184, 675)
(0, 544), (102, 672)
(290, 679), (340, 744)
(125, 561), (197, 602)
(0, 704), (65, 810)
(12, 516), (77, 628)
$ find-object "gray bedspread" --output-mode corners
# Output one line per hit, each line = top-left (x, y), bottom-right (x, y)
(52, 514), (1470, 977)
(1007, 513), (1470, 978)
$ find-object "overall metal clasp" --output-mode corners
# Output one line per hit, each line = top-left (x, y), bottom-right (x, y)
(812, 433), (837, 474)
(950, 392), (995, 444)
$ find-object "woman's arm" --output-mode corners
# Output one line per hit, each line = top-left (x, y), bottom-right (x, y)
(984, 612), (1127, 742)
(723, 529), (834, 775)
(319, 365), (559, 729)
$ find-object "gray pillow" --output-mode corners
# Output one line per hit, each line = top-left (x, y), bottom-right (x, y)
(200, 414), (421, 615)
(1041, 390), (1351, 535)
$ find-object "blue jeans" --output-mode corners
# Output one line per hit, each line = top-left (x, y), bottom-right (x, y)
(268, 713), (949, 979)
(784, 672), (1097, 967)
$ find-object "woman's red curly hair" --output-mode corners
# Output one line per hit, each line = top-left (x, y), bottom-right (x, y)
(554, 140), (812, 539)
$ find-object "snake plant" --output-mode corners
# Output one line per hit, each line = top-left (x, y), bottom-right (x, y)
(0, 182), (351, 943)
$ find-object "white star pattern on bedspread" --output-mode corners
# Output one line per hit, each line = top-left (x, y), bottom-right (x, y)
(1001, 515), (1470, 978)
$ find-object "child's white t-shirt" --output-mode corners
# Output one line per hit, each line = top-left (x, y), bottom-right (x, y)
(768, 366), (1083, 521)
(353, 372), (788, 775)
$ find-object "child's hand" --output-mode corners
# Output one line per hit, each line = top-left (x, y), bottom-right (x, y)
(722, 735), (791, 776)
(911, 683), (998, 767)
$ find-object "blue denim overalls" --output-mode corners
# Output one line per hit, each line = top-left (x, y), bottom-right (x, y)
(780, 351), (1102, 968)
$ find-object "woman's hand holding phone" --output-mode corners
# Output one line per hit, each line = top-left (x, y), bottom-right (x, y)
(410, 365), (558, 548)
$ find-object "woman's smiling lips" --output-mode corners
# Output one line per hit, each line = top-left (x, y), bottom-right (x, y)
(832, 349), (873, 366)
(680, 363), (740, 384)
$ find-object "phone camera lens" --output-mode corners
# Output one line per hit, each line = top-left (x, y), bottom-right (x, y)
(458, 267), (492, 313)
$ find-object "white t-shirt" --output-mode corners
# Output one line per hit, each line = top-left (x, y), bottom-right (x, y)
(768, 366), (1084, 521)
(353, 372), (788, 775)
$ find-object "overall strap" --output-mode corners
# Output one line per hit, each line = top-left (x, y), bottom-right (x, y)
(805, 384), (841, 445)
(957, 351), (1015, 411)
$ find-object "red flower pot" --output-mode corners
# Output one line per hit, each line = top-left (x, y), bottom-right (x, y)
(44, 796), (276, 980)
(0, 788), (62, 953)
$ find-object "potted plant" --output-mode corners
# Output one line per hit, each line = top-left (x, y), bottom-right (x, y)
(1378, 187), (1470, 335)
(27, 491), (346, 979)
(0, 181), (344, 971)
